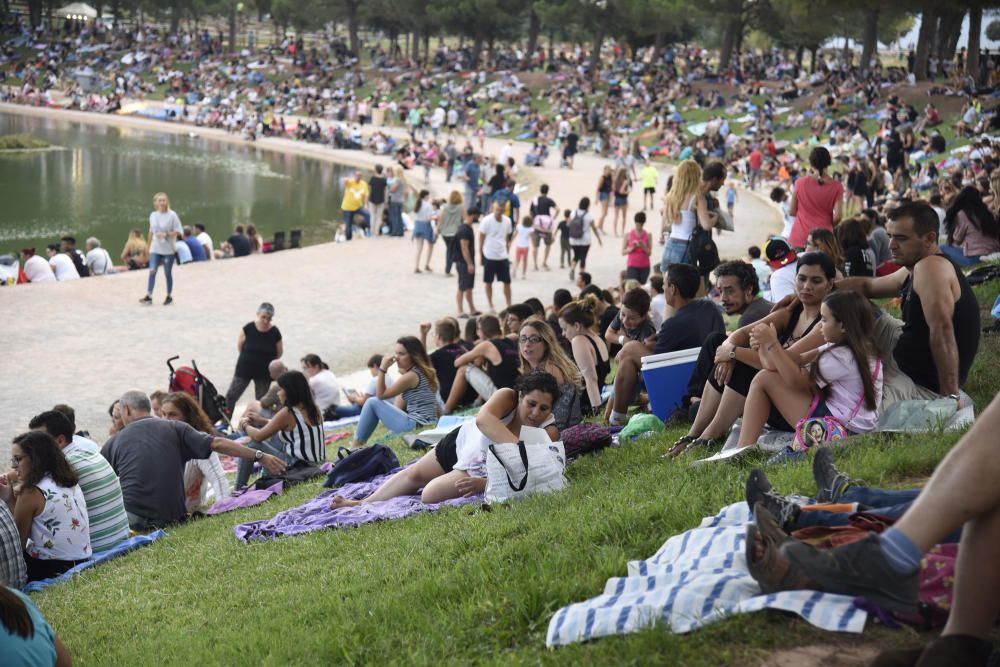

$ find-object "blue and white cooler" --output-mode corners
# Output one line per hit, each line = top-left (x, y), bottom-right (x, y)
(641, 347), (700, 422)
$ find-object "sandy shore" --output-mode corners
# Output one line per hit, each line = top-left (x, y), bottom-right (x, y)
(0, 103), (779, 459)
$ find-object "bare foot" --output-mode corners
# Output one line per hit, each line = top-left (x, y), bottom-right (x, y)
(329, 495), (362, 509)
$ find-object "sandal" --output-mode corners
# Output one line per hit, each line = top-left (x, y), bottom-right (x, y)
(664, 435), (697, 459)
(746, 504), (817, 594)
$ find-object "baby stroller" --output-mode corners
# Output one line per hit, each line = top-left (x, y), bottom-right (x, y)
(167, 356), (232, 428)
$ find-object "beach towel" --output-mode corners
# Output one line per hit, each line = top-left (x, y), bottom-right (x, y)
(24, 530), (167, 593)
(206, 481), (284, 515)
(233, 469), (481, 543)
(545, 502), (867, 647)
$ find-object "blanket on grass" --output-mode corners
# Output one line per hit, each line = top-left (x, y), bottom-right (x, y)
(24, 530), (167, 593)
(545, 502), (868, 647)
(233, 468), (482, 542)
(206, 481), (284, 515)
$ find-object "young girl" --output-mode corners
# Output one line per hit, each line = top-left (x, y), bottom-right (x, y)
(557, 209), (572, 269)
(623, 211), (652, 284)
(329, 371), (560, 509)
(412, 189), (437, 273)
(4, 432), (90, 582)
(514, 215), (533, 279)
(734, 290), (883, 453)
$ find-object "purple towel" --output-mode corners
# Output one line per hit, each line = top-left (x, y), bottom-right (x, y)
(233, 468), (481, 542)
(207, 481), (284, 515)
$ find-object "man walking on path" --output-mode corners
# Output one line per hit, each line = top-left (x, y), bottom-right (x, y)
(479, 201), (513, 313)
(141, 192), (182, 306)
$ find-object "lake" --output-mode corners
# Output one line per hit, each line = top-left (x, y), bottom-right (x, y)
(0, 111), (349, 257)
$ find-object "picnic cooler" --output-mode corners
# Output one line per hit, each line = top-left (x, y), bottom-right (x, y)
(641, 347), (700, 421)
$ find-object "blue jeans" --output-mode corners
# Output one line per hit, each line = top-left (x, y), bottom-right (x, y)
(938, 244), (980, 267)
(147, 252), (175, 295)
(343, 208), (371, 240)
(660, 238), (690, 272)
(234, 436), (294, 490)
(388, 202), (404, 236)
(332, 403), (363, 419)
(354, 398), (419, 445)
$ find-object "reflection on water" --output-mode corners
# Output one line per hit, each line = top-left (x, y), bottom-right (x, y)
(0, 112), (347, 253)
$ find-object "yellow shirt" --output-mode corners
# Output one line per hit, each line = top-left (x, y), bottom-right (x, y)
(640, 165), (658, 190)
(341, 178), (369, 212)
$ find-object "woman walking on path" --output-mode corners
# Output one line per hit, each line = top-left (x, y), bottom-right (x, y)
(140, 192), (182, 306)
(567, 197), (603, 281)
(439, 191), (464, 275)
(595, 166), (613, 233)
(386, 167), (408, 237)
(611, 167), (632, 238)
(224, 302), (283, 411)
(413, 190), (437, 273)
(788, 147), (844, 249)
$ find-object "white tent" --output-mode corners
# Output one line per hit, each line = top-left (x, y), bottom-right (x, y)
(56, 3), (98, 20)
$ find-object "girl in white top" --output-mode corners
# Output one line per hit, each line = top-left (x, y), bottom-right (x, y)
(242, 370), (326, 465)
(300, 354), (342, 416)
(6, 432), (91, 582)
(329, 371), (561, 508)
(513, 215), (534, 279)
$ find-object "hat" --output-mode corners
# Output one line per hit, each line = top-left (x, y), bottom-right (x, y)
(764, 237), (797, 270)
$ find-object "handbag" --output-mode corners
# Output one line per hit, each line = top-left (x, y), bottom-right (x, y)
(485, 441), (567, 503)
(792, 360), (881, 452)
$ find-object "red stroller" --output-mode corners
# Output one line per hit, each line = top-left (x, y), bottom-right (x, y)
(167, 356), (232, 428)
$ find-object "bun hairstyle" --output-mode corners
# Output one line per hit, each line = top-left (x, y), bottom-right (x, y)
(558, 293), (600, 329)
(300, 354), (330, 370)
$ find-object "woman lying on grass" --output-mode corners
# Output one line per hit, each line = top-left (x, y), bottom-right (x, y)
(329, 371), (560, 508)
(733, 290), (883, 460)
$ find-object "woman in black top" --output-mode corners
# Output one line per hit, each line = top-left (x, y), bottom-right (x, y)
(835, 218), (876, 277)
(595, 166), (613, 233)
(558, 295), (611, 415)
(224, 302), (283, 410)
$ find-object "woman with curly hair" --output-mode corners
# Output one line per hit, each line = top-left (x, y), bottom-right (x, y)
(160, 392), (231, 511)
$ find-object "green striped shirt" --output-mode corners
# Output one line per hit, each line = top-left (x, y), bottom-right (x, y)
(65, 437), (131, 552)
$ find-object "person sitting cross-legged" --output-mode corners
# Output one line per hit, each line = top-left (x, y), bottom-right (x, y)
(443, 314), (521, 414)
(330, 371), (560, 508)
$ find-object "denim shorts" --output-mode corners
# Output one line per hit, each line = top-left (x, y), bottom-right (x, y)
(413, 220), (436, 243)
(598, 192), (610, 203)
(660, 238), (689, 272)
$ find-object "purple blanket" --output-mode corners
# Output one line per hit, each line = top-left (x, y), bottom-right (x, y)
(206, 481), (284, 515)
(233, 468), (482, 542)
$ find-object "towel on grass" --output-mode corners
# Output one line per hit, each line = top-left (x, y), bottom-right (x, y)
(24, 530), (167, 593)
(233, 469), (482, 542)
(206, 481), (284, 515)
(545, 502), (867, 647)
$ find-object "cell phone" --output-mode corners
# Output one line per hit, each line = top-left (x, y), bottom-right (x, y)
(345, 388), (359, 399)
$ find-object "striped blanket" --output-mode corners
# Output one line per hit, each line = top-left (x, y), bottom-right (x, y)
(546, 502), (868, 647)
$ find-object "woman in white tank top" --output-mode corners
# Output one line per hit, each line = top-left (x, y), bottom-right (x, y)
(660, 160), (714, 271)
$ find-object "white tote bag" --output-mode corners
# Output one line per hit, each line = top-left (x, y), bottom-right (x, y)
(485, 441), (567, 503)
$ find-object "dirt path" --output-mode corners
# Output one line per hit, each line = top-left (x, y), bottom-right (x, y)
(0, 103), (779, 457)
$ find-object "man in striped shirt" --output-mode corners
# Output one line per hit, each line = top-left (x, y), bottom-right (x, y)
(29, 410), (131, 554)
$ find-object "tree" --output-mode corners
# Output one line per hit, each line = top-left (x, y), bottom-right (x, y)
(434, 0), (526, 67)
(988, 19), (1000, 42)
(327, 0), (363, 55)
(966, 6), (982, 82)
(913, 3), (938, 80)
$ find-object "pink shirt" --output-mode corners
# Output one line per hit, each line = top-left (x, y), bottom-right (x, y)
(789, 176), (844, 247)
(815, 343), (883, 433)
(625, 229), (651, 268)
(952, 210), (1000, 257)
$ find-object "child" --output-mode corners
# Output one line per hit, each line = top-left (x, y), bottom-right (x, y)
(725, 182), (737, 217)
(514, 215), (533, 279)
(734, 290), (883, 457)
(623, 211), (652, 284)
(557, 209), (572, 269)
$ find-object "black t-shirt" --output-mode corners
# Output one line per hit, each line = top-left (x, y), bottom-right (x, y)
(652, 299), (725, 355)
(454, 224), (475, 265)
(431, 341), (472, 402)
(488, 338), (522, 389)
(843, 246), (875, 277)
(599, 306), (620, 341)
(369, 176), (387, 204)
(531, 195), (556, 217)
(894, 256), (980, 393)
(228, 233), (251, 257)
(235, 322), (282, 378)
(566, 132), (579, 151)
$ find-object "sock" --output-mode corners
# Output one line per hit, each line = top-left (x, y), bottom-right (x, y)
(610, 410), (627, 425)
(878, 527), (923, 574)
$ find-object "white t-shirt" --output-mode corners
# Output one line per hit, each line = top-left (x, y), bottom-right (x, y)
(769, 263), (797, 303)
(650, 293), (666, 330)
(814, 343), (883, 433)
(175, 239), (193, 264)
(514, 223), (533, 248)
(309, 369), (342, 411)
(24, 255), (56, 282)
(196, 231), (214, 255)
(480, 213), (512, 260)
(454, 409), (555, 478)
(85, 247), (113, 275)
(49, 253), (80, 281)
(149, 210), (183, 256)
(364, 374), (395, 404)
(568, 210), (595, 246)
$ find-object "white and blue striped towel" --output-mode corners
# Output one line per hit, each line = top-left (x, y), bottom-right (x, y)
(546, 502), (867, 647)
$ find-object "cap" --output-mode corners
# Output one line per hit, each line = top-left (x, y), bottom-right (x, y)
(764, 237), (797, 270)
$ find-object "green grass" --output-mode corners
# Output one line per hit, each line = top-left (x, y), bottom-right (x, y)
(30, 272), (999, 666)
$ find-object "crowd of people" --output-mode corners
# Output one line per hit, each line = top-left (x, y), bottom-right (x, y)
(3, 16), (1000, 667)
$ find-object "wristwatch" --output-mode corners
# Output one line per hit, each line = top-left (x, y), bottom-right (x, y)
(254, 450), (264, 461)
(728, 348), (736, 361)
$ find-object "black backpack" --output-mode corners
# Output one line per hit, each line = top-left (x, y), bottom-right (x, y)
(568, 211), (586, 239)
(687, 225), (720, 276)
(323, 444), (400, 489)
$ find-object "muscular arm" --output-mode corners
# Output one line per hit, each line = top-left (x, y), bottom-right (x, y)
(836, 267), (909, 300)
(914, 258), (961, 395)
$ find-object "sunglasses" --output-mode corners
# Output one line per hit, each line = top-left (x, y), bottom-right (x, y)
(519, 335), (543, 345)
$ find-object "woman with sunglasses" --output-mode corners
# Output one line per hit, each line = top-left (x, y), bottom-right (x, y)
(517, 318), (585, 430)
(1, 432), (90, 582)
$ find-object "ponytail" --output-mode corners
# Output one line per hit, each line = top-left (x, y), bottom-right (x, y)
(0, 587), (34, 639)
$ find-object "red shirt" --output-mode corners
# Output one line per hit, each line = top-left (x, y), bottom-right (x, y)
(765, 141), (776, 158)
(789, 176), (844, 247)
(748, 150), (763, 170)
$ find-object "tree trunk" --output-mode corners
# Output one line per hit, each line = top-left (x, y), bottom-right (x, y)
(471, 36), (484, 68)
(347, 7), (359, 56)
(526, 9), (541, 59)
(423, 32), (430, 63)
(410, 30), (419, 61)
(588, 25), (605, 80)
(110, 0), (119, 27)
(488, 36), (496, 66)
(718, 15), (740, 71)
(935, 9), (964, 63)
(653, 31), (665, 60)
(795, 45), (804, 68)
(170, 0), (181, 34)
(966, 6), (982, 83)
(809, 46), (818, 74)
(228, 3), (237, 54)
(860, 6), (879, 72)
(913, 5), (937, 81)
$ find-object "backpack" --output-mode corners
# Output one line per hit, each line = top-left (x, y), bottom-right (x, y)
(966, 264), (1000, 286)
(561, 422), (612, 460)
(323, 444), (399, 489)
(686, 225), (719, 275)
(568, 212), (586, 239)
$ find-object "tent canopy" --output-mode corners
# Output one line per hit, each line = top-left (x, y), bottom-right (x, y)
(56, 3), (98, 19)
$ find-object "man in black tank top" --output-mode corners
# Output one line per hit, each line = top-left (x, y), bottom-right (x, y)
(835, 202), (980, 407)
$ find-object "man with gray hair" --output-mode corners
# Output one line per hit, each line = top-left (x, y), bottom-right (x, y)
(85, 237), (113, 276)
(101, 390), (286, 529)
